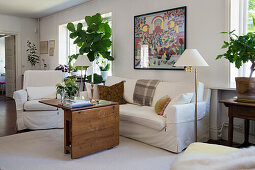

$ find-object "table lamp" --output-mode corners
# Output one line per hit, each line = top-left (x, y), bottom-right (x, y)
(73, 55), (91, 92)
(174, 49), (208, 142)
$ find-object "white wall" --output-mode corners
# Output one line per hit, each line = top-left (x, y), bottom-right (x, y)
(40, 0), (229, 88)
(0, 14), (39, 89)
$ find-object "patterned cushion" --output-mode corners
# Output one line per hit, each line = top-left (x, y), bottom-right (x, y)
(133, 79), (160, 106)
(155, 95), (171, 115)
(98, 81), (126, 104)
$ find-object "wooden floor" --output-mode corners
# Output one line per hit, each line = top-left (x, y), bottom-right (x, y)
(0, 95), (17, 137)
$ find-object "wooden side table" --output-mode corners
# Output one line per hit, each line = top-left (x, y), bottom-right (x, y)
(40, 99), (119, 159)
(220, 98), (255, 147)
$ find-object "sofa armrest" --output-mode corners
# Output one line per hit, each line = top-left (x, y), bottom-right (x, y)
(13, 90), (27, 110)
(164, 102), (207, 124)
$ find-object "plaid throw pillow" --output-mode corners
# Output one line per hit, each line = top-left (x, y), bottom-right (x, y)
(133, 79), (160, 106)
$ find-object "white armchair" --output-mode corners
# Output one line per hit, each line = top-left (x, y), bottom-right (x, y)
(13, 70), (64, 131)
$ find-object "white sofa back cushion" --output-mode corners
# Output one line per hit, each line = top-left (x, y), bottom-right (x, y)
(171, 93), (194, 105)
(152, 81), (204, 106)
(27, 86), (57, 100)
(23, 70), (63, 89)
(105, 76), (137, 103)
(106, 76), (205, 105)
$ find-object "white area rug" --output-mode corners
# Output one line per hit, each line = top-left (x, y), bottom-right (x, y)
(0, 129), (176, 170)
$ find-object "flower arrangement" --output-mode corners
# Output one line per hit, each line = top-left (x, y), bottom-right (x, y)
(27, 40), (39, 66)
(42, 58), (47, 70)
(56, 77), (79, 100)
(55, 65), (70, 73)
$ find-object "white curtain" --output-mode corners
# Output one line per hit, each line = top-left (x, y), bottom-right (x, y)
(229, 0), (251, 87)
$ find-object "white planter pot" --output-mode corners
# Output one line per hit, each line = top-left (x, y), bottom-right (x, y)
(101, 71), (108, 81)
(71, 71), (79, 76)
(63, 72), (70, 78)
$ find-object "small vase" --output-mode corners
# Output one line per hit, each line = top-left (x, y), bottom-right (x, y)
(60, 91), (65, 102)
(101, 71), (108, 81)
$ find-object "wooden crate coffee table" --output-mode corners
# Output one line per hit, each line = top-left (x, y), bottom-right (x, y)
(40, 99), (119, 159)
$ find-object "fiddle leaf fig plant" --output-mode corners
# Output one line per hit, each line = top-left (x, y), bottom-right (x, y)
(67, 13), (113, 62)
(217, 20), (255, 78)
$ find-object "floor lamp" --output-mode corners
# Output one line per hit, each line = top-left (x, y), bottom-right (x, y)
(73, 55), (91, 92)
(174, 49), (208, 142)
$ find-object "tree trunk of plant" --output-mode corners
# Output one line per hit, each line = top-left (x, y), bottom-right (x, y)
(250, 62), (255, 78)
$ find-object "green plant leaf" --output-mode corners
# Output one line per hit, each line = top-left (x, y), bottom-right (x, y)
(92, 13), (103, 25)
(221, 44), (228, 48)
(67, 23), (75, 32)
(77, 23), (83, 31)
(87, 51), (95, 61)
(216, 54), (223, 60)
(85, 16), (93, 26)
(87, 73), (103, 84)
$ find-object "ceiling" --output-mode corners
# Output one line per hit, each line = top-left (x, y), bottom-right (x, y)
(0, 0), (91, 18)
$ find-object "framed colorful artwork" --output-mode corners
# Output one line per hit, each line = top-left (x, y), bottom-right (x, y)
(134, 6), (186, 70)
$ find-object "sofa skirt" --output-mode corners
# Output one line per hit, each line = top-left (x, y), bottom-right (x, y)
(16, 109), (64, 131)
(120, 115), (209, 153)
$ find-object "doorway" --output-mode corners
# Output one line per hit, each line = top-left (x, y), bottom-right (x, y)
(0, 34), (16, 98)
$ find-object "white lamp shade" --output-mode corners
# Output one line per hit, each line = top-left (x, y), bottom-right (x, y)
(73, 55), (92, 67)
(174, 49), (209, 67)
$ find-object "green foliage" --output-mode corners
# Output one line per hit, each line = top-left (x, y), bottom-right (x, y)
(249, 0), (255, 31)
(217, 31), (255, 77)
(26, 41), (39, 66)
(87, 74), (103, 84)
(249, 0), (255, 10)
(67, 54), (79, 71)
(100, 63), (110, 71)
(67, 13), (114, 62)
(56, 77), (79, 99)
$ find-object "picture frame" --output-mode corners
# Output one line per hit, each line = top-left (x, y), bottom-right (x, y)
(49, 40), (55, 49)
(134, 6), (186, 70)
(40, 41), (48, 54)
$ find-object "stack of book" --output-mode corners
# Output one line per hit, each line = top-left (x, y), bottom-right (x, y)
(63, 100), (93, 108)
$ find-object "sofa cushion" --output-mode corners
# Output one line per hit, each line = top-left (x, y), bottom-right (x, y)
(155, 95), (171, 115)
(98, 81), (126, 104)
(105, 76), (136, 103)
(119, 104), (166, 131)
(24, 100), (58, 111)
(27, 86), (57, 101)
(171, 93), (193, 105)
(152, 82), (204, 106)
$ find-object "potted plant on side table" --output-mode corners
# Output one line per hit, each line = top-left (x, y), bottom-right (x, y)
(217, 30), (255, 102)
(56, 77), (79, 101)
(99, 62), (110, 81)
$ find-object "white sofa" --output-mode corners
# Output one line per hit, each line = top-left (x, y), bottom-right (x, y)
(104, 76), (211, 153)
(13, 70), (64, 131)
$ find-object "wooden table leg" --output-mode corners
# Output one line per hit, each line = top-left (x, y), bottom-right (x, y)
(228, 115), (233, 147)
(64, 111), (70, 154)
(244, 119), (250, 146)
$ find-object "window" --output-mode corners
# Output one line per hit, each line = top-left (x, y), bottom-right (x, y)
(0, 37), (5, 74)
(229, 0), (255, 87)
(58, 12), (112, 75)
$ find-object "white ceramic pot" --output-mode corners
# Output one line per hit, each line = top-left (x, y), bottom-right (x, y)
(101, 71), (108, 81)
(63, 72), (70, 78)
(71, 71), (79, 76)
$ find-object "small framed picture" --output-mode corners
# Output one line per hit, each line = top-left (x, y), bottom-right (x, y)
(40, 41), (48, 54)
(49, 40), (55, 49)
